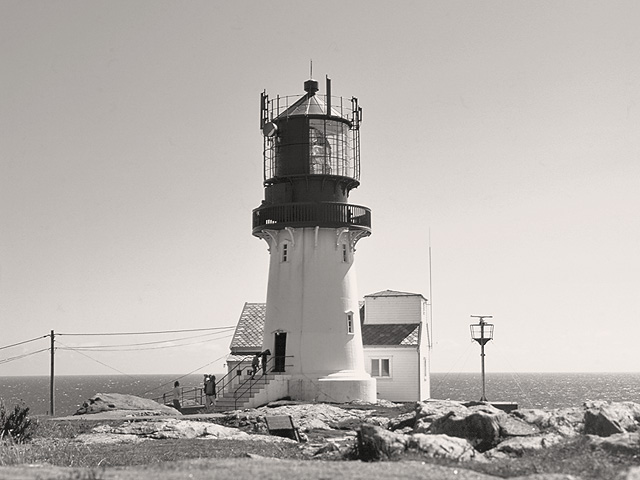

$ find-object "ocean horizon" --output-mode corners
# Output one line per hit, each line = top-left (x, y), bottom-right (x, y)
(2, 372), (639, 417)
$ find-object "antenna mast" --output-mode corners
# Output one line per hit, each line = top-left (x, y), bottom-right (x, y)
(428, 229), (433, 348)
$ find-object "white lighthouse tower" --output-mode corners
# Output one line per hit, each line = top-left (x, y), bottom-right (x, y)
(253, 77), (376, 403)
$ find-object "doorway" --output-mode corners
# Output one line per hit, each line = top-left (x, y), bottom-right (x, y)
(274, 332), (287, 372)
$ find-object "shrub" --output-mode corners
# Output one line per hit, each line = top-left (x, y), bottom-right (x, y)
(0, 399), (33, 443)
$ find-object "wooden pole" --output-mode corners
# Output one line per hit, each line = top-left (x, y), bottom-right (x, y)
(50, 330), (54, 416)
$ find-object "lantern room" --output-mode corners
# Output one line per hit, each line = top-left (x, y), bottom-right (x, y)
(253, 77), (371, 236)
(259, 77), (362, 202)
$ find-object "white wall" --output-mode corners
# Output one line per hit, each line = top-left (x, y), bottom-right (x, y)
(363, 347), (418, 402)
(364, 294), (426, 325)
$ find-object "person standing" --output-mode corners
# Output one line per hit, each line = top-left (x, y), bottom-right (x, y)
(203, 375), (211, 408)
(251, 354), (260, 377)
(172, 381), (181, 413)
(204, 374), (216, 409)
(261, 349), (271, 374)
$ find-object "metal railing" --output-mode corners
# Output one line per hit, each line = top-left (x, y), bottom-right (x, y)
(156, 386), (204, 409)
(152, 356), (254, 410)
(264, 94), (359, 124)
(232, 355), (293, 410)
(252, 202), (371, 234)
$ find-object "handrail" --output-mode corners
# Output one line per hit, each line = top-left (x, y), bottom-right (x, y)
(215, 354), (255, 397)
(232, 355), (293, 410)
(155, 386), (204, 408)
(152, 355), (255, 408)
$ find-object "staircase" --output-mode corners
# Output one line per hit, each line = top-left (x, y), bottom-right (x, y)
(213, 373), (278, 412)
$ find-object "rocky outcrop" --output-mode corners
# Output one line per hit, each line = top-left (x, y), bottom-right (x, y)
(583, 401), (640, 437)
(70, 397), (640, 468)
(356, 424), (408, 460)
(74, 393), (180, 416)
(75, 418), (297, 444)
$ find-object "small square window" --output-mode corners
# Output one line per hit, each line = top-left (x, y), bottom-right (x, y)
(281, 243), (289, 262)
(371, 358), (390, 377)
(342, 244), (348, 262)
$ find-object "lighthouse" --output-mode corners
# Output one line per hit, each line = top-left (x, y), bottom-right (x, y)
(253, 76), (376, 403)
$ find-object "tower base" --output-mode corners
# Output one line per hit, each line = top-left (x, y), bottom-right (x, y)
(288, 371), (376, 404)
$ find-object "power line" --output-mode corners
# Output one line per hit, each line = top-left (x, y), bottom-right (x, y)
(59, 332), (233, 352)
(0, 335), (49, 351)
(58, 326), (235, 336)
(60, 331), (229, 350)
(0, 348), (49, 365)
(55, 340), (139, 379)
(142, 352), (231, 396)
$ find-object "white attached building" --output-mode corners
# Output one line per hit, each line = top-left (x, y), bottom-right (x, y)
(226, 289), (431, 403)
(361, 290), (431, 402)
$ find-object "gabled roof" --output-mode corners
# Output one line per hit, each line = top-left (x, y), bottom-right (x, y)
(362, 323), (420, 346)
(229, 303), (265, 352)
(365, 289), (425, 299)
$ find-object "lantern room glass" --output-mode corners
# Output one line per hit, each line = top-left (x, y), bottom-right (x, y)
(308, 119), (353, 177)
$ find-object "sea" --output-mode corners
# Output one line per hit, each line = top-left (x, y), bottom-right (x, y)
(1, 372), (639, 417)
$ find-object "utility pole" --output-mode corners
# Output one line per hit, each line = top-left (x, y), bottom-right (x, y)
(50, 330), (55, 416)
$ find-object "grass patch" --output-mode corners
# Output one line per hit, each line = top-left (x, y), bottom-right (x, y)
(1, 418), (307, 468)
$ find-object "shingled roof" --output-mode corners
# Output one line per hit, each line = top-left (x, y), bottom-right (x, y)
(361, 323), (420, 346)
(229, 302), (421, 352)
(229, 303), (265, 354)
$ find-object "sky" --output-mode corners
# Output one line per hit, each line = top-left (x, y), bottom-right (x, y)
(1, 1), (639, 378)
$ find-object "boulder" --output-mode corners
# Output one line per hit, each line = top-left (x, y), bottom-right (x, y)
(584, 401), (638, 437)
(493, 433), (563, 456)
(356, 424), (407, 461)
(74, 393), (180, 416)
(587, 432), (640, 455)
(498, 414), (540, 437)
(409, 433), (479, 461)
(429, 410), (504, 451)
(414, 399), (470, 425)
(513, 409), (553, 428)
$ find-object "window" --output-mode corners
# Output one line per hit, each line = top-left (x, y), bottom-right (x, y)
(342, 243), (348, 262)
(281, 243), (289, 262)
(371, 358), (391, 378)
(346, 312), (354, 334)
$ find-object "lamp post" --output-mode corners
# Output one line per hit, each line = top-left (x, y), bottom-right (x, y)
(470, 315), (494, 402)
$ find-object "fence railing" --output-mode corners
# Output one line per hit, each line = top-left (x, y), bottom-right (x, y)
(252, 202), (371, 234)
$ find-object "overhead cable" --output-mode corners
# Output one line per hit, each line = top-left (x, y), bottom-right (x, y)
(0, 348), (50, 365)
(0, 335), (49, 351)
(59, 332), (233, 352)
(58, 326), (235, 336)
(59, 331), (227, 350)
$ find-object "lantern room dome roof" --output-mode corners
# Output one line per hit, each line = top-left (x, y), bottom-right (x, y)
(275, 79), (346, 119)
